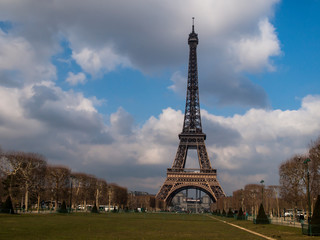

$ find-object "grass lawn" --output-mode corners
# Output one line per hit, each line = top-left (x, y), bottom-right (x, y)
(211, 216), (312, 240)
(0, 213), (311, 240)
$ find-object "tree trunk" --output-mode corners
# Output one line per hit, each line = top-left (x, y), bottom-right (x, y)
(25, 183), (29, 211)
(96, 189), (99, 208)
(9, 177), (13, 200)
(55, 197), (59, 211)
(21, 195), (24, 210)
(37, 194), (41, 213)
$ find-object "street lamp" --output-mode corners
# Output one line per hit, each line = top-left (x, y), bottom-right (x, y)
(260, 180), (264, 205)
(304, 158), (311, 222)
(240, 189), (244, 211)
(69, 175), (75, 213)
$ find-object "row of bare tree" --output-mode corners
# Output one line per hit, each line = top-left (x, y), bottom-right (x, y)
(279, 137), (320, 211)
(216, 137), (320, 216)
(216, 184), (283, 216)
(0, 149), (127, 211)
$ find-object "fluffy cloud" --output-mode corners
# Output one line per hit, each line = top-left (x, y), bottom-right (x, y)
(1, 78), (319, 195)
(168, 71), (186, 94)
(66, 72), (86, 86)
(72, 47), (131, 76)
(0, 0), (280, 107)
(0, 30), (55, 87)
(230, 18), (281, 72)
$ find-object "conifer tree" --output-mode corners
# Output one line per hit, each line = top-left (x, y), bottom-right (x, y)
(237, 207), (244, 220)
(91, 204), (99, 213)
(58, 201), (68, 213)
(311, 195), (320, 225)
(227, 208), (234, 218)
(255, 203), (269, 224)
(1, 196), (14, 214)
(222, 209), (226, 216)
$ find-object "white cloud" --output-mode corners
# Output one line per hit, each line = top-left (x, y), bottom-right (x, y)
(1, 70), (320, 194)
(230, 18), (281, 72)
(110, 107), (134, 136)
(168, 71), (186, 94)
(0, 0), (281, 106)
(66, 72), (86, 86)
(0, 30), (55, 86)
(72, 46), (131, 76)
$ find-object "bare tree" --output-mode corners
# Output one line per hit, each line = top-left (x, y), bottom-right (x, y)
(31, 157), (47, 212)
(83, 174), (97, 208)
(279, 155), (306, 209)
(268, 185), (280, 216)
(309, 137), (320, 203)
(95, 178), (107, 207)
(71, 172), (87, 209)
(243, 184), (261, 216)
(46, 165), (70, 210)
(16, 153), (46, 211)
(109, 184), (127, 209)
(0, 152), (23, 199)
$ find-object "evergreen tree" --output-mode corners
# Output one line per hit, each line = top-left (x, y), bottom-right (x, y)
(311, 195), (320, 225)
(255, 203), (269, 224)
(222, 209), (226, 216)
(237, 207), (244, 220)
(58, 201), (68, 213)
(227, 208), (234, 218)
(216, 209), (220, 216)
(1, 196), (14, 214)
(91, 204), (99, 213)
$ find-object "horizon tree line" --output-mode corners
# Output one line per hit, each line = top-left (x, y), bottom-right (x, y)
(0, 147), (127, 211)
(216, 136), (320, 216)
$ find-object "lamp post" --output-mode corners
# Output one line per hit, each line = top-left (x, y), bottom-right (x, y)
(304, 158), (311, 223)
(241, 189), (244, 211)
(69, 175), (75, 213)
(260, 180), (264, 205)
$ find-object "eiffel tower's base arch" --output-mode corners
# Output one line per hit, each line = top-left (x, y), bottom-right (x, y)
(166, 184), (217, 205)
(156, 170), (225, 206)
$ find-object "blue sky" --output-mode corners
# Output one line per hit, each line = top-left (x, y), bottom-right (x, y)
(0, 0), (320, 195)
(256, 1), (320, 111)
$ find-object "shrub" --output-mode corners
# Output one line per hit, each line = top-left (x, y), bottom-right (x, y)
(255, 204), (269, 224)
(1, 196), (14, 214)
(91, 204), (99, 213)
(302, 196), (320, 236)
(227, 208), (234, 218)
(58, 201), (68, 213)
(237, 207), (245, 220)
(222, 209), (226, 216)
(311, 195), (320, 224)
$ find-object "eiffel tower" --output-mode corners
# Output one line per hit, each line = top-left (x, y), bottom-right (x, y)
(156, 19), (225, 205)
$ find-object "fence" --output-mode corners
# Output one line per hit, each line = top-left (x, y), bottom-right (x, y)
(247, 215), (303, 228)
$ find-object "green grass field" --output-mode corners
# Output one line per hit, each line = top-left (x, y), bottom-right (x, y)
(0, 213), (311, 240)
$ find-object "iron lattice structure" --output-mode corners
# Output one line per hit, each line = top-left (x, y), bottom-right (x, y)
(156, 21), (225, 205)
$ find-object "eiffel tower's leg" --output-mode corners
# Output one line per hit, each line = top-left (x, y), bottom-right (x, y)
(171, 143), (188, 169)
(197, 143), (212, 169)
(156, 180), (173, 201)
(210, 184), (225, 199)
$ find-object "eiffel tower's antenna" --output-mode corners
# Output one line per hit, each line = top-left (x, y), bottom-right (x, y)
(192, 17), (195, 32)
